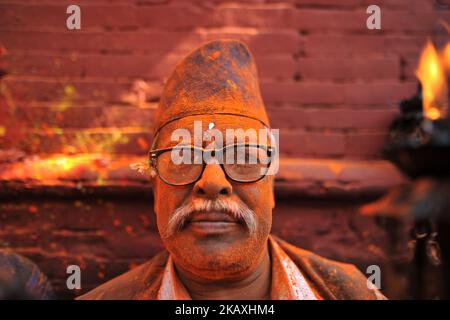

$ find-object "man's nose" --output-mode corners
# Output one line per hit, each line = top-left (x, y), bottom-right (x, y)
(193, 164), (233, 198)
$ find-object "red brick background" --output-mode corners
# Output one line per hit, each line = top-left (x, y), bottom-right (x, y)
(0, 0), (448, 298)
(1, 0), (448, 159)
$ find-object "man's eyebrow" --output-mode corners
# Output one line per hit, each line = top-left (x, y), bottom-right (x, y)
(172, 143), (195, 148)
(162, 141), (205, 148)
(157, 143), (274, 151)
(156, 143), (192, 149)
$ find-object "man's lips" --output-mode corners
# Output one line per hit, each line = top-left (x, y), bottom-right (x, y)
(188, 211), (238, 223)
(185, 211), (241, 235)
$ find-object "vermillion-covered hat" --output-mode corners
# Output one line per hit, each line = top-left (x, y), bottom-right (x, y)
(153, 39), (270, 136)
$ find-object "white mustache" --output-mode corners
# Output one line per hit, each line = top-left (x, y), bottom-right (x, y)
(163, 198), (257, 239)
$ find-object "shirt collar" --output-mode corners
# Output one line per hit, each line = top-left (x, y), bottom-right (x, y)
(157, 235), (319, 300)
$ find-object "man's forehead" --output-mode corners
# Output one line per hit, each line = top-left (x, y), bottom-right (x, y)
(154, 114), (270, 147)
(157, 115), (268, 136)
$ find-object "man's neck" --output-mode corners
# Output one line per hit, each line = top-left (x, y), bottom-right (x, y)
(174, 246), (272, 300)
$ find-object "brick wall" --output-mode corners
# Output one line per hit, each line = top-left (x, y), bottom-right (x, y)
(0, 0), (448, 298)
(1, 0), (448, 159)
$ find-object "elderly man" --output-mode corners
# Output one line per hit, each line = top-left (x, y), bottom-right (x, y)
(78, 40), (382, 300)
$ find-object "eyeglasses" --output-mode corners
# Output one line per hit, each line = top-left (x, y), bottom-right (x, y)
(148, 143), (275, 186)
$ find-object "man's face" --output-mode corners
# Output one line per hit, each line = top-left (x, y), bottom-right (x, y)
(151, 115), (275, 280)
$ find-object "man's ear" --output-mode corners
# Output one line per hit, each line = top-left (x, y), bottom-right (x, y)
(150, 170), (159, 215)
(149, 168), (157, 186)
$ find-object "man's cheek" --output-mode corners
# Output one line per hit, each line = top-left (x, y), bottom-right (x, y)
(237, 184), (272, 210)
(155, 180), (179, 205)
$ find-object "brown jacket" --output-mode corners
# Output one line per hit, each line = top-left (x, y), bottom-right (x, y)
(77, 236), (379, 300)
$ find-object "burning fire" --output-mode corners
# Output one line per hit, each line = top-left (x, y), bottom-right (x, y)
(415, 40), (449, 120)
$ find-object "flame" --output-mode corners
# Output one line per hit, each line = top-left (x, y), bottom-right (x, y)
(415, 40), (449, 120)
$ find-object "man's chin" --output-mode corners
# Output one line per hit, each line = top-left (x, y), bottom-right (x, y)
(166, 231), (262, 280)
(174, 224), (251, 254)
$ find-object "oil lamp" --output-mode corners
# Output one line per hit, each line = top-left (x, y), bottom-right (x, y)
(361, 39), (450, 299)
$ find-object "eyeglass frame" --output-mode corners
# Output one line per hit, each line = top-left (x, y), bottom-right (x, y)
(148, 143), (275, 186)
